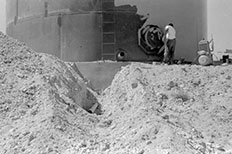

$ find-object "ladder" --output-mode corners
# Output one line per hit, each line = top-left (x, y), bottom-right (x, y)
(101, 0), (116, 60)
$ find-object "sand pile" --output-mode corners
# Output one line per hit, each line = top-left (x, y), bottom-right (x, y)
(0, 32), (99, 154)
(1, 32), (232, 154)
(97, 63), (232, 154)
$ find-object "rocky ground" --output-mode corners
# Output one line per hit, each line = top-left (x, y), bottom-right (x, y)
(0, 32), (232, 154)
(96, 63), (232, 154)
(0, 33), (99, 154)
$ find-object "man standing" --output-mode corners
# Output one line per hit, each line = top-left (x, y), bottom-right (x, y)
(163, 23), (176, 64)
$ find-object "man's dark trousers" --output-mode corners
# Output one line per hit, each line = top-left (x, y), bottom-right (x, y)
(163, 39), (176, 64)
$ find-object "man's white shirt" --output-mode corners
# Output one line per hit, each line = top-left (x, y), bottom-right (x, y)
(165, 25), (176, 39)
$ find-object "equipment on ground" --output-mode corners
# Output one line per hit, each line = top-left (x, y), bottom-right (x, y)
(196, 39), (214, 66)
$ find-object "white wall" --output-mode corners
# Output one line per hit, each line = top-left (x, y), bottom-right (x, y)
(0, 0), (6, 33)
(208, 0), (232, 52)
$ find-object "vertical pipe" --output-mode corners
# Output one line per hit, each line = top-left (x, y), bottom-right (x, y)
(100, 1), (103, 60)
(44, 2), (48, 17)
(14, 0), (18, 25)
(57, 14), (62, 59)
(60, 15), (64, 61)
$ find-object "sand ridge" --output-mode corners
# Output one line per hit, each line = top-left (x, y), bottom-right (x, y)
(0, 32), (232, 154)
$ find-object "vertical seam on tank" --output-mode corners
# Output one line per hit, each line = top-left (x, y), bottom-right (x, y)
(14, 0), (19, 25)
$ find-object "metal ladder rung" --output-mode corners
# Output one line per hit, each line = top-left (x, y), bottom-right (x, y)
(103, 42), (115, 45)
(102, 32), (115, 34)
(103, 21), (115, 24)
(101, 0), (115, 60)
(102, 53), (115, 56)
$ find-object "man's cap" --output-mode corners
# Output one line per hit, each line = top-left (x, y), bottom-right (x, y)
(168, 23), (174, 27)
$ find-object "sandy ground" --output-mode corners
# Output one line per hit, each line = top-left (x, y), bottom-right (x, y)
(97, 63), (232, 154)
(0, 32), (232, 154)
(0, 33), (98, 154)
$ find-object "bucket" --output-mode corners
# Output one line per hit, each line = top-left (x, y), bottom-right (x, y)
(222, 55), (229, 63)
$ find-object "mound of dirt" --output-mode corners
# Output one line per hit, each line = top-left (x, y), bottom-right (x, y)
(1, 31), (232, 154)
(97, 63), (232, 154)
(0, 32), (99, 154)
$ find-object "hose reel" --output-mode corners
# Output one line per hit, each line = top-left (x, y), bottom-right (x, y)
(138, 24), (164, 55)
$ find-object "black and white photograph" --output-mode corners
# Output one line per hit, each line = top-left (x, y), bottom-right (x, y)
(0, 0), (232, 153)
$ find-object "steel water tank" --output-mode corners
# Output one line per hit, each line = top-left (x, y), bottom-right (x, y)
(114, 0), (207, 61)
(7, 0), (207, 62)
(6, 0), (102, 62)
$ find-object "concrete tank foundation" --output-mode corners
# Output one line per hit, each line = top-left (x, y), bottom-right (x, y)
(76, 61), (130, 91)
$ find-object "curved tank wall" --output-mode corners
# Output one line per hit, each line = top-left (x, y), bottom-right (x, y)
(114, 0), (207, 61)
(6, 0), (207, 62)
(6, 0), (102, 62)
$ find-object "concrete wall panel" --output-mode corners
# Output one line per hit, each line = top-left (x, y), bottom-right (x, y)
(47, 0), (101, 12)
(6, 0), (17, 24)
(17, 0), (44, 19)
(6, 0), (102, 62)
(76, 62), (130, 91)
(61, 14), (102, 62)
(7, 16), (60, 58)
(6, 0), (101, 24)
